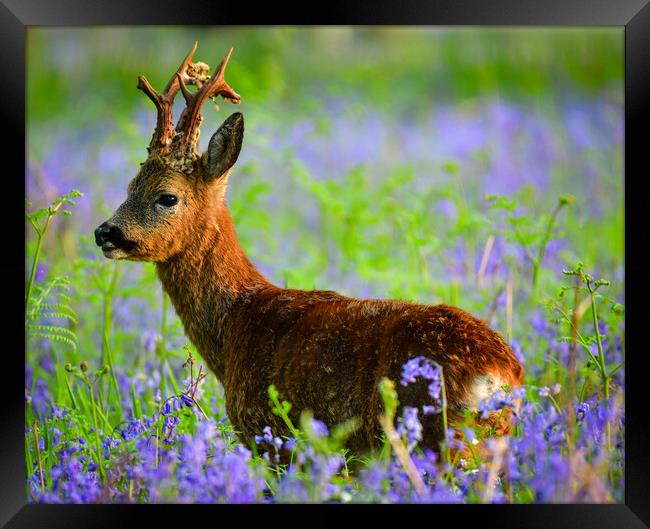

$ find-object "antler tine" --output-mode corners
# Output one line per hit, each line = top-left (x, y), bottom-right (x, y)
(175, 47), (241, 154)
(137, 42), (199, 155)
(204, 48), (241, 103)
(176, 71), (193, 102)
(162, 40), (198, 97)
(136, 75), (161, 108)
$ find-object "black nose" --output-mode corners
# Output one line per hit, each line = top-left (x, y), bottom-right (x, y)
(95, 223), (118, 246)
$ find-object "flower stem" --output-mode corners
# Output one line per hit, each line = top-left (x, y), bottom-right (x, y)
(378, 414), (426, 497)
(532, 202), (565, 293)
(83, 374), (106, 481)
(103, 262), (123, 416)
(440, 370), (451, 468)
(25, 217), (50, 321)
(32, 419), (45, 493)
(587, 281), (612, 452)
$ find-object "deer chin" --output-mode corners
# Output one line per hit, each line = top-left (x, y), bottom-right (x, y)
(101, 238), (139, 260)
(101, 245), (130, 260)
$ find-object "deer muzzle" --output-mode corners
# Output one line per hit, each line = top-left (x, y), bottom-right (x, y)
(95, 222), (137, 257)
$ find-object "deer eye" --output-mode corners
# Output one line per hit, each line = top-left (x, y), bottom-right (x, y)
(156, 194), (178, 207)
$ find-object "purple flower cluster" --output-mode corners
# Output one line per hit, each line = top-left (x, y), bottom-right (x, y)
(169, 421), (263, 503)
(400, 356), (443, 413)
(275, 446), (347, 503)
(397, 407), (423, 452)
(25, 347), (624, 504)
(254, 426), (287, 464)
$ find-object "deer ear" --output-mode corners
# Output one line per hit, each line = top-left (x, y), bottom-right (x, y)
(203, 112), (244, 179)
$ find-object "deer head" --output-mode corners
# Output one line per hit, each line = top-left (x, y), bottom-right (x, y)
(94, 42), (244, 262)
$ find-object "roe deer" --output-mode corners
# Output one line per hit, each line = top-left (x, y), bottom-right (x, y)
(95, 43), (524, 460)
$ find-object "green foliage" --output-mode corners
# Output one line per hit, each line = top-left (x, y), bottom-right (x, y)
(26, 276), (78, 351)
(27, 28), (623, 126)
(26, 191), (84, 356)
(268, 384), (301, 440)
(486, 193), (573, 293)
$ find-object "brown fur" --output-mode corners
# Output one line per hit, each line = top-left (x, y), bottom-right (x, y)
(97, 49), (524, 459)
(100, 147), (524, 457)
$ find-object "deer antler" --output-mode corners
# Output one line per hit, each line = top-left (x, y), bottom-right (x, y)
(137, 42), (241, 160)
(137, 41), (198, 156)
(175, 47), (241, 155)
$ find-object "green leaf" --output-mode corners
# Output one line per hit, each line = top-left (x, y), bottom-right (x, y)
(29, 332), (77, 350)
(131, 383), (143, 420)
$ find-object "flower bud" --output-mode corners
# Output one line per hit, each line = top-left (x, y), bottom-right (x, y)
(80, 360), (89, 372)
(559, 195), (574, 206)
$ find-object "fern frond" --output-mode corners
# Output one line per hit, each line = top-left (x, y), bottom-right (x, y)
(29, 333), (77, 351)
(26, 273), (79, 352)
(27, 324), (77, 340)
(38, 311), (78, 324)
(33, 302), (76, 316)
(54, 292), (72, 303)
(38, 302), (73, 310)
(29, 302), (75, 317)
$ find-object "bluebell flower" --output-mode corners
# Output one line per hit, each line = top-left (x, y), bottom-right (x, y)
(400, 356), (444, 413)
(397, 406), (423, 452)
(180, 394), (194, 408)
(309, 419), (329, 438)
(120, 418), (144, 442)
(255, 426), (274, 445)
(576, 402), (590, 422)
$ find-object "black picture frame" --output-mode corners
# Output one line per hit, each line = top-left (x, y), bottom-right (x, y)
(6, 1), (650, 527)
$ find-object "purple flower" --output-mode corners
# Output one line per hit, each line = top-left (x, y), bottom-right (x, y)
(102, 435), (121, 459)
(49, 404), (67, 421)
(163, 415), (180, 443)
(309, 419), (329, 439)
(576, 402), (590, 422)
(142, 331), (159, 354)
(401, 356), (443, 412)
(397, 406), (423, 452)
(478, 388), (517, 419)
(180, 394), (194, 408)
(254, 426), (274, 445)
(35, 263), (49, 283)
(464, 427), (478, 445)
(120, 418), (145, 442)
(161, 396), (181, 416)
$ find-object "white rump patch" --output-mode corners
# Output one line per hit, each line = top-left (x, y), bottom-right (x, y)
(465, 373), (506, 411)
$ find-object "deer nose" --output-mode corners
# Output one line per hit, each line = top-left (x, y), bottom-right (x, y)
(95, 223), (118, 246)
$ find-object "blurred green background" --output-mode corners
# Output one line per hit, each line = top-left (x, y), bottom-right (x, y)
(27, 27), (623, 121)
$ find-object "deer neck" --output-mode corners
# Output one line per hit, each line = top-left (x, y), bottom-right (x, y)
(155, 204), (271, 378)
